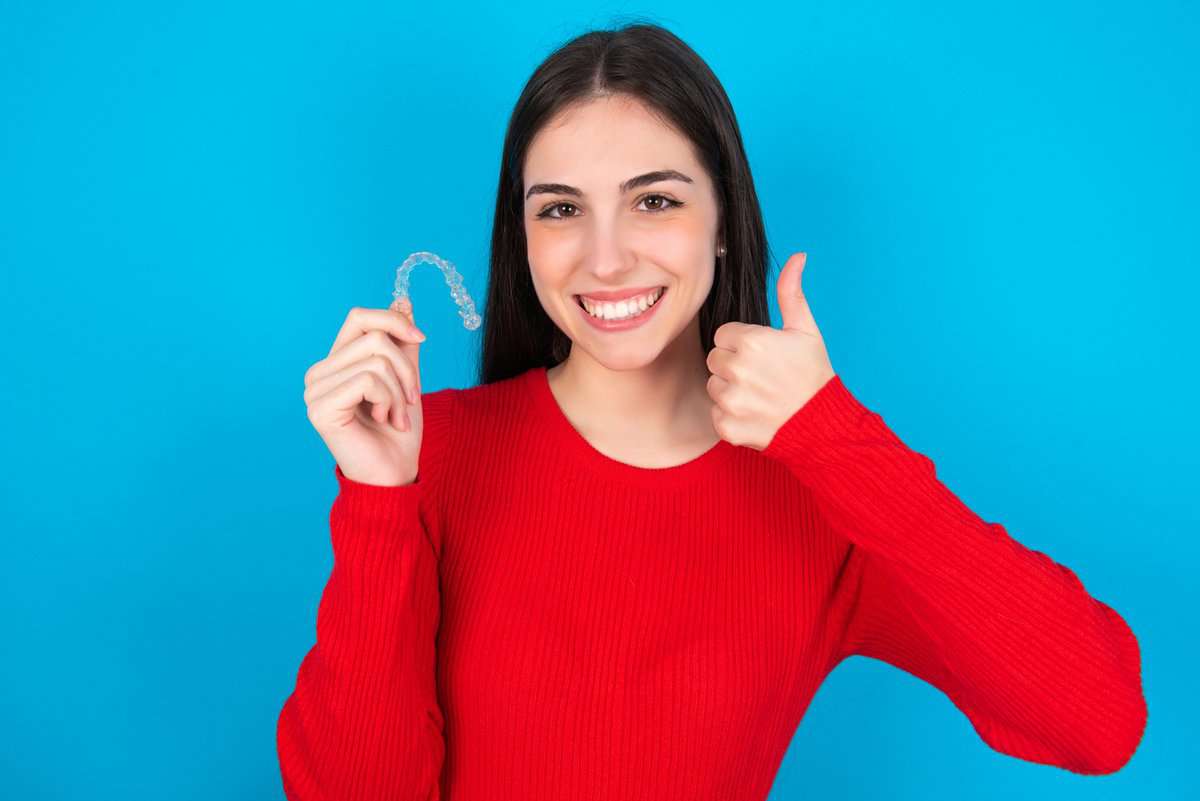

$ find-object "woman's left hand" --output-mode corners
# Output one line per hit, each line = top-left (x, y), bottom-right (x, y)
(705, 252), (838, 451)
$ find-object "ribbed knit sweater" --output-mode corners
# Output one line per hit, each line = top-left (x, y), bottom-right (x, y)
(276, 365), (1147, 800)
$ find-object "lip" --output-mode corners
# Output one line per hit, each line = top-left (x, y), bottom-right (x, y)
(575, 287), (667, 332)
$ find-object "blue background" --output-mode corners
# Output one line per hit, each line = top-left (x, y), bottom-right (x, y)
(1, 1), (1194, 798)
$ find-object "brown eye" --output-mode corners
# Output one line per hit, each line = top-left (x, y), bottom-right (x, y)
(637, 194), (684, 213)
(537, 202), (579, 220)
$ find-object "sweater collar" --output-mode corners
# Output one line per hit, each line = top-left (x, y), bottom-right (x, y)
(524, 365), (739, 489)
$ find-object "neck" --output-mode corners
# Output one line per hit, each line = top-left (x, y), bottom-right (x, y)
(546, 318), (716, 444)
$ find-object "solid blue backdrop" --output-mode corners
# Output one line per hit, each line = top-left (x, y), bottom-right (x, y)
(1, 1), (1193, 798)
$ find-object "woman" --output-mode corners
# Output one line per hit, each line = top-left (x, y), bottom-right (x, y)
(279, 22), (1148, 800)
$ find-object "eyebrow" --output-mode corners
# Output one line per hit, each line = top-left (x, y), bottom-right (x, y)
(524, 169), (694, 201)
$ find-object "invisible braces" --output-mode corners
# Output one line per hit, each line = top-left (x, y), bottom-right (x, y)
(390, 251), (482, 330)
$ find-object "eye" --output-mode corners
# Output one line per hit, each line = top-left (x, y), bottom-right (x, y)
(636, 193), (685, 213)
(536, 201), (580, 220)
(534, 193), (686, 220)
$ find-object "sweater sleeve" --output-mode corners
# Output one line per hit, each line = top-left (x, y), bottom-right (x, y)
(276, 388), (459, 801)
(760, 375), (1148, 776)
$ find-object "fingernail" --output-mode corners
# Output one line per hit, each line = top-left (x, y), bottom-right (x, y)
(415, 329), (427, 342)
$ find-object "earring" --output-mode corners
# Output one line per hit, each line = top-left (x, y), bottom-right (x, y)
(717, 245), (726, 257)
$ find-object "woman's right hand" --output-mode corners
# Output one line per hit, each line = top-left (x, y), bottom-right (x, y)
(303, 298), (428, 487)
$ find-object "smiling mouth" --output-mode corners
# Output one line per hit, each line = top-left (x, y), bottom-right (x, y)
(574, 287), (667, 321)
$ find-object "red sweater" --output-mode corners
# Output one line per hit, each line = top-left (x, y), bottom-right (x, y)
(276, 366), (1147, 799)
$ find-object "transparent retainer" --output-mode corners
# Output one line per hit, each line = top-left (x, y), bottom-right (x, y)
(390, 251), (482, 330)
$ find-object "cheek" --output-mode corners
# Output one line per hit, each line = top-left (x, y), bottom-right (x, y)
(525, 255), (575, 322)
(645, 216), (711, 261)
(525, 222), (580, 269)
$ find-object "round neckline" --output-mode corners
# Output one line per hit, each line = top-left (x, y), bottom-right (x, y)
(526, 364), (738, 489)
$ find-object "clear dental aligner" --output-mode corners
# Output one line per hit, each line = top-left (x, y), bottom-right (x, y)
(391, 250), (482, 330)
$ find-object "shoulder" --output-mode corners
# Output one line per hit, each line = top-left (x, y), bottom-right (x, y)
(417, 367), (539, 481)
(444, 368), (536, 430)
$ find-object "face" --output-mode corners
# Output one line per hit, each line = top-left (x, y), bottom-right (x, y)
(522, 94), (723, 370)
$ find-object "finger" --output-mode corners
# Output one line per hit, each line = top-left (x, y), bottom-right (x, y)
(310, 368), (404, 430)
(705, 371), (731, 402)
(308, 353), (409, 431)
(390, 295), (414, 319)
(358, 355), (408, 431)
(711, 320), (758, 353)
(359, 354), (409, 430)
(328, 305), (426, 359)
(775, 252), (818, 333)
(704, 345), (736, 381)
(390, 297), (423, 395)
(308, 329), (420, 404)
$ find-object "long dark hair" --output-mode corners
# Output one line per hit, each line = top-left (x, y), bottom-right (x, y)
(478, 20), (773, 386)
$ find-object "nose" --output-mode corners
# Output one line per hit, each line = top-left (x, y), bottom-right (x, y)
(584, 221), (636, 283)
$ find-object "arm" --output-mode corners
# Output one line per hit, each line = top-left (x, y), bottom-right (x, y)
(763, 375), (1148, 775)
(277, 389), (459, 800)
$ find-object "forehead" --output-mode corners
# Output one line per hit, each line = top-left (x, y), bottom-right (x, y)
(524, 95), (705, 188)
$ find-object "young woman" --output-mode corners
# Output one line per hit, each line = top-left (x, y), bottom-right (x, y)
(279, 22), (1147, 800)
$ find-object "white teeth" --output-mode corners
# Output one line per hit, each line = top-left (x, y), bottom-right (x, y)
(580, 288), (663, 321)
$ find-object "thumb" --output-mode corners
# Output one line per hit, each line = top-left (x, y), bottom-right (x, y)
(776, 252), (815, 332)
(389, 296), (422, 378)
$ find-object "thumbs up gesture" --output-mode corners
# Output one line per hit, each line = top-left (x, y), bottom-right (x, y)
(705, 252), (837, 451)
